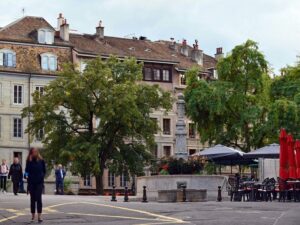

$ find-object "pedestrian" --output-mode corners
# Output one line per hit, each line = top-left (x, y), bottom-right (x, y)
(55, 164), (66, 195)
(8, 157), (23, 195)
(0, 159), (9, 193)
(25, 147), (46, 223)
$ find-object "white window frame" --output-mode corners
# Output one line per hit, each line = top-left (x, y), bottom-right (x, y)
(108, 171), (115, 187)
(0, 49), (16, 68)
(13, 84), (24, 105)
(12, 117), (23, 139)
(120, 173), (127, 187)
(38, 28), (54, 44)
(83, 174), (92, 187)
(41, 53), (57, 71)
(162, 69), (170, 81)
(35, 85), (45, 98)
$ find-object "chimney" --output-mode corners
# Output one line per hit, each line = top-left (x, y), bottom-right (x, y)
(57, 13), (64, 30)
(60, 19), (69, 42)
(215, 47), (224, 60)
(180, 39), (189, 57)
(191, 40), (203, 65)
(96, 20), (104, 39)
(169, 37), (177, 51)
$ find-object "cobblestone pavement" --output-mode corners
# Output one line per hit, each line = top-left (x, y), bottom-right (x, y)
(0, 193), (300, 225)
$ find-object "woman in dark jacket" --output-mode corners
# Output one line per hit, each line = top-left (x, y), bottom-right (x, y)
(25, 147), (46, 223)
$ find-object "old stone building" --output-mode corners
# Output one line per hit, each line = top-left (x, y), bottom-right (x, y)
(0, 14), (220, 193)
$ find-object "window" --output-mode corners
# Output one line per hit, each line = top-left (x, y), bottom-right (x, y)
(144, 68), (152, 81)
(80, 61), (87, 73)
(162, 70), (170, 81)
(151, 118), (158, 134)
(13, 85), (23, 104)
(108, 171), (115, 187)
(143, 67), (172, 82)
(83, 175), (92, 187)
(13, 118), (22, 138)
(120, 173), (127, 187)
(189, 123), (196, 138)
(38, 28), (54, 44)
(163, 118), (171, 135)
(189, 149), (196, 156)
(152, 144), (158, 158)
(180, 74), (186, 85)
(163, 146), (171, 157)
(153, 69), (160, 80)
(36, 129), (44, 141)
(35, 86), (44, 98)
(0, 49), (16, 68)
(41, 53), (57, 71)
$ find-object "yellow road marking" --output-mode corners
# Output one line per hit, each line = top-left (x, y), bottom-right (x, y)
(0, 201), (187, 224)
(0, 215), (20, 223)
(67, 212), (170, 221)
(80, 201), (185, 223)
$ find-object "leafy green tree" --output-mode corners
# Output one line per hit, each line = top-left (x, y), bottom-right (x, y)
(185, 40), (270, 152)
(23, 57), (172, 194)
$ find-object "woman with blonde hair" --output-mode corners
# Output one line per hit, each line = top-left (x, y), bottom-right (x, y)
(25, 147), (46, 223)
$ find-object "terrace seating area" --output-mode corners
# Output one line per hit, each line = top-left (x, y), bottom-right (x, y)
(228, 175), (300, 202)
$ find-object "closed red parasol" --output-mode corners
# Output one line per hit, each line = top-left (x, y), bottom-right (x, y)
(287, 134), (297, 179)
(279, 129), (289, 180)
(294, 140), (300, 179)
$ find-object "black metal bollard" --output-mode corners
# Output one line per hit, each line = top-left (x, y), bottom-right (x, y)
(142, 186), (148, 203)
(217, 186), (222, 202)
(182, 185), (187, 202)
(124, 186), (129, 202)
(111, 185), (117, 202)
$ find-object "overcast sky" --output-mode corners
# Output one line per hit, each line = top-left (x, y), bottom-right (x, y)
(1, 0), (299, 73)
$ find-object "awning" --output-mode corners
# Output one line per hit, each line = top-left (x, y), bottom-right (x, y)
(244, 143), (279, 159)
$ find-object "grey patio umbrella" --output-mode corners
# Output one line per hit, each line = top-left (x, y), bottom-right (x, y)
(244, 143), (279, 159)
(193, 144), (244, 159)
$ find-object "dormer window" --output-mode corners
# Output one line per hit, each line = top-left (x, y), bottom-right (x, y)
(38, 28), (54, 44)
(41, 53), (57, 71)
(0, 49), (16, 68)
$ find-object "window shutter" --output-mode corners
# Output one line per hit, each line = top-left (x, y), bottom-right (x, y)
(0, 52), (3, 66)
(12, 53), (16, 67)
(7, 53), (13, 67)
(3, 53), (7, 67)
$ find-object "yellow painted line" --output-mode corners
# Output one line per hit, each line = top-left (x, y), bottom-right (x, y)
(136, 222), (187, 225)
(67, 212), (170, 222)
(6, 209), (18, 213)
(0, 215), (20, 223)
(80, 202), (185, 223)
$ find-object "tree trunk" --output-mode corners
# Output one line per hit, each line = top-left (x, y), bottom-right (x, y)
(95, 155), (107, 195)
(95, 173), (104, 195)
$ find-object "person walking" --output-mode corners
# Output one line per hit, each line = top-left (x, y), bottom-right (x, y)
(25, 148), (46, 223)
(0, 159), (9, 193)
(8, 157), (23, 195)
(55, 164), (66, 195)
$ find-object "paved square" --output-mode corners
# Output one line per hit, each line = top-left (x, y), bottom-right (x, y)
(0, 194), (300, 225)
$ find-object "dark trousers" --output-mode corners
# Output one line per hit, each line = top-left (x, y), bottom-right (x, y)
(30, 184), (43, 214)
(0, 176), (7, 191)
(12, 180), (19, 194)
(56, 180), (64, 194)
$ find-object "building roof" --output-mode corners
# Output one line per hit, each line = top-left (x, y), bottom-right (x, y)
(0, 16), (69, 45)
(0, 16), (217, 71)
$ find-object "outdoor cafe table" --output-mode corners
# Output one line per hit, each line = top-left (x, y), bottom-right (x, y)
(243, 181), (262, 202)
(286, 180), (300, 202)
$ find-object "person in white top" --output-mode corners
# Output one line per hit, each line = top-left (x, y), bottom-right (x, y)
(0, 159), (9, 193)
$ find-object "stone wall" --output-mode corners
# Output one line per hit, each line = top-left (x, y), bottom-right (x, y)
(137, 175), (228, 201)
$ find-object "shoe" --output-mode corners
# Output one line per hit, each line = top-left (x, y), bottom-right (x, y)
(38, 218), (43, 223)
